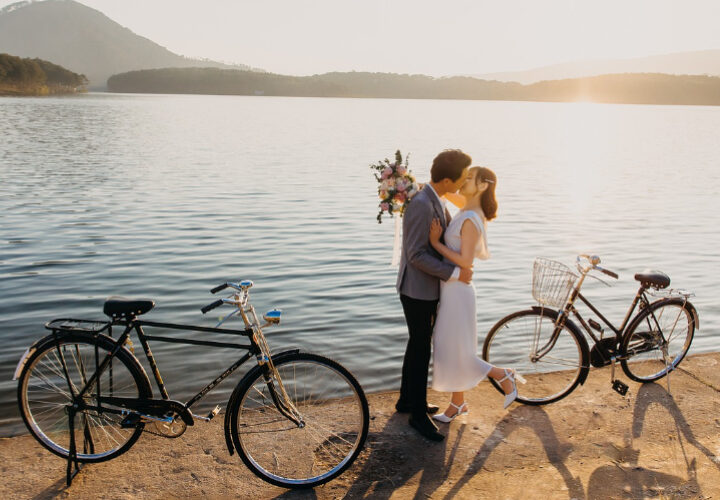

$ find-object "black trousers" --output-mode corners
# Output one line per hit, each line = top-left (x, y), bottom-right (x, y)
(398, 294), (439, 417)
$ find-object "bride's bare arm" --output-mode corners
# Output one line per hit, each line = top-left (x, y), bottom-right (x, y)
(429, 218), (479, 269)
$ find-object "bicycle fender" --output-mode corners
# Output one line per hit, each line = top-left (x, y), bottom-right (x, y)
(12, 332), (72, 380)
(12, 347), (35, 381)
(223, 348), (301, 455)
(531, 306), (591, 386)
(685, 301), (700, 330)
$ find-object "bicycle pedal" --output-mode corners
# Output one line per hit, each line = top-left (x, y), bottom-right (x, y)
(612, 379), (629, 396)
(206, 405), (221, 421)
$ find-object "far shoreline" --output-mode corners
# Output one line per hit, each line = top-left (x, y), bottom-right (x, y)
(11, 88), (716, 108)
(105, 69), (720, 107)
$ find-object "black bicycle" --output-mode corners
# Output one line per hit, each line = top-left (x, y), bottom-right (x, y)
(14, 280), (369, 488)
(482, 255), (699, 405)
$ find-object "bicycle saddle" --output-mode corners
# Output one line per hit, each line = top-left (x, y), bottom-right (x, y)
(103, 296), (155, 318)
(634, 270), (670, 289)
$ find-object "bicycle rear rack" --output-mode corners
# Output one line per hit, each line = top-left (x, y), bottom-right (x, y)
(45, 318), (111, 334)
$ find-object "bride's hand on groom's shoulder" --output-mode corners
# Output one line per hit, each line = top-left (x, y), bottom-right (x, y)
(429, 218), (442, 244)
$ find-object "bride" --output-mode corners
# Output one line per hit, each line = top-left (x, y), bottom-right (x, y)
(429, 166), (524, 422)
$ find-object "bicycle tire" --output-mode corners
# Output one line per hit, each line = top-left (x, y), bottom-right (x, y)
(229, 352), (369, 488)
(17, 331), (152, 462)
(620, 298), (696, 382)
(482, 308), (589, 405)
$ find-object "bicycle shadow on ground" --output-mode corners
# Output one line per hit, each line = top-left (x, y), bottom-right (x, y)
(272, 488), (318, 500)
(441, 405), (584, 500)
(30, 477), (66, 500)
(339, 412), (457, 499)
(631, 381), (719, 473)
(586, 381), (716, 499)
(586, 439), (697, 500)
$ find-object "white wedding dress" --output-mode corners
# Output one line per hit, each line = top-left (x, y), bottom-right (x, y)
(432, 209), (492, 392)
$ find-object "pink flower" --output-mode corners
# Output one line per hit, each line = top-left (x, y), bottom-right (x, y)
(396, 180), (407, 192)
(380, 202), (389, 211)
(397, 166), (407, 175)
(381, 167), (393, 179)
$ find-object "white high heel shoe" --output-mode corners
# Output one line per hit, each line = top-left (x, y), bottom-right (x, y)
(432, 401), (468, 423)
(498, 369), (527, 409)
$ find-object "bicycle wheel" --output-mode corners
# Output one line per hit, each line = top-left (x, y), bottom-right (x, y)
(18, 332), (151, 462)
(230, 352), (369, 488)
(483, 308), (589, 405)
(621, 299), (696, 382)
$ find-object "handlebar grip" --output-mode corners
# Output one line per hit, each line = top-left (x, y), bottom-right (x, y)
(211, 283), (228, 294)
(602, 268), (619, 279)
(201, 299), (224, 314)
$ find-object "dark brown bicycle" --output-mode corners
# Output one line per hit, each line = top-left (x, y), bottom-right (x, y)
(482, 255), (699, 404)
(14, 280), (369, 488)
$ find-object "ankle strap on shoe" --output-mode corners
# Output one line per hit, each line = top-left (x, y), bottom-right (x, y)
(498, 369), (514, 383)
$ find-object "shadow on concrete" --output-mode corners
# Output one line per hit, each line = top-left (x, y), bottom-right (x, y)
(441, 405), (584, 500)
(341, 412), (457, 499)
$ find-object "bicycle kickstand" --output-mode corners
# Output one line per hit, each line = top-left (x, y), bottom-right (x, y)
(663, 346), (672, 396)
(610, 357), (629, 396)
(65, 406), (82, 486)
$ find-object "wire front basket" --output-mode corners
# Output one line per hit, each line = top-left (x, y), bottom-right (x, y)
(532, 258), (578, 308)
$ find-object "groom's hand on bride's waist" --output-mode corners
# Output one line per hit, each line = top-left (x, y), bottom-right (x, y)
(459, 267), (473, 283)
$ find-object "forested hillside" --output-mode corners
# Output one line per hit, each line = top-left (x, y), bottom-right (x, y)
(0, 53), (88, 95)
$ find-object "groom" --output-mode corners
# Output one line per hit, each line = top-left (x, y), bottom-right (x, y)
(395, 149), (473, 441)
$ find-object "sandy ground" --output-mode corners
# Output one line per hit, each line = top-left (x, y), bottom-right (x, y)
(1, 352), (719, 499)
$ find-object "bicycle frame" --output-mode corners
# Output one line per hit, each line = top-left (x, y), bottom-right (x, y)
(535, 270), (654, 364)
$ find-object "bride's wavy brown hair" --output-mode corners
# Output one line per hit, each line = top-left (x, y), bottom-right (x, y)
(470, 166), (498, 221)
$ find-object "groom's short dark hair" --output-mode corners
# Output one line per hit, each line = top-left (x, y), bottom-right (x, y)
(430, 149), (472, 182)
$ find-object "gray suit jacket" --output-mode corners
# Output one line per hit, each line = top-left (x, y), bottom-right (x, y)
(396, 186), (455, 300)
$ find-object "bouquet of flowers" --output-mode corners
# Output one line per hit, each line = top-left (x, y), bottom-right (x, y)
(370, 150), (419, 224)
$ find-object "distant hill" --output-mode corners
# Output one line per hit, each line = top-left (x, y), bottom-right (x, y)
(108, 69), (720, 106)
(0, 52), (88, 95)
(476, 50), (720, 84)
(0, 0), (257, 89)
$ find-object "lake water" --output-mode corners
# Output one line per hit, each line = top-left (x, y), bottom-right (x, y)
(1, 94), (718, 435)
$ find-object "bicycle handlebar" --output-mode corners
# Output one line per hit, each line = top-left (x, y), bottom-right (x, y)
(210, 283), (228, 294)
(577, 254), (619, 279)
(600, 267), (619, 279)
(201, 299), (224, 314)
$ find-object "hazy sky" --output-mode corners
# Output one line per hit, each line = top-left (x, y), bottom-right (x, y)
(4, 0), (720, 75)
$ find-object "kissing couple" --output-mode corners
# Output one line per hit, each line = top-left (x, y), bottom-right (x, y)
(395, 149), (524, 441)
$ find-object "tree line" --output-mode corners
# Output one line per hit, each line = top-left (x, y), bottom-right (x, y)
(0, 53), (88, 95)
(107, 68), (720, 106)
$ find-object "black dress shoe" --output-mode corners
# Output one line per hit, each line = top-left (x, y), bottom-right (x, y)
(395, 402), (440, 414)
(408, 414), (445, 442)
